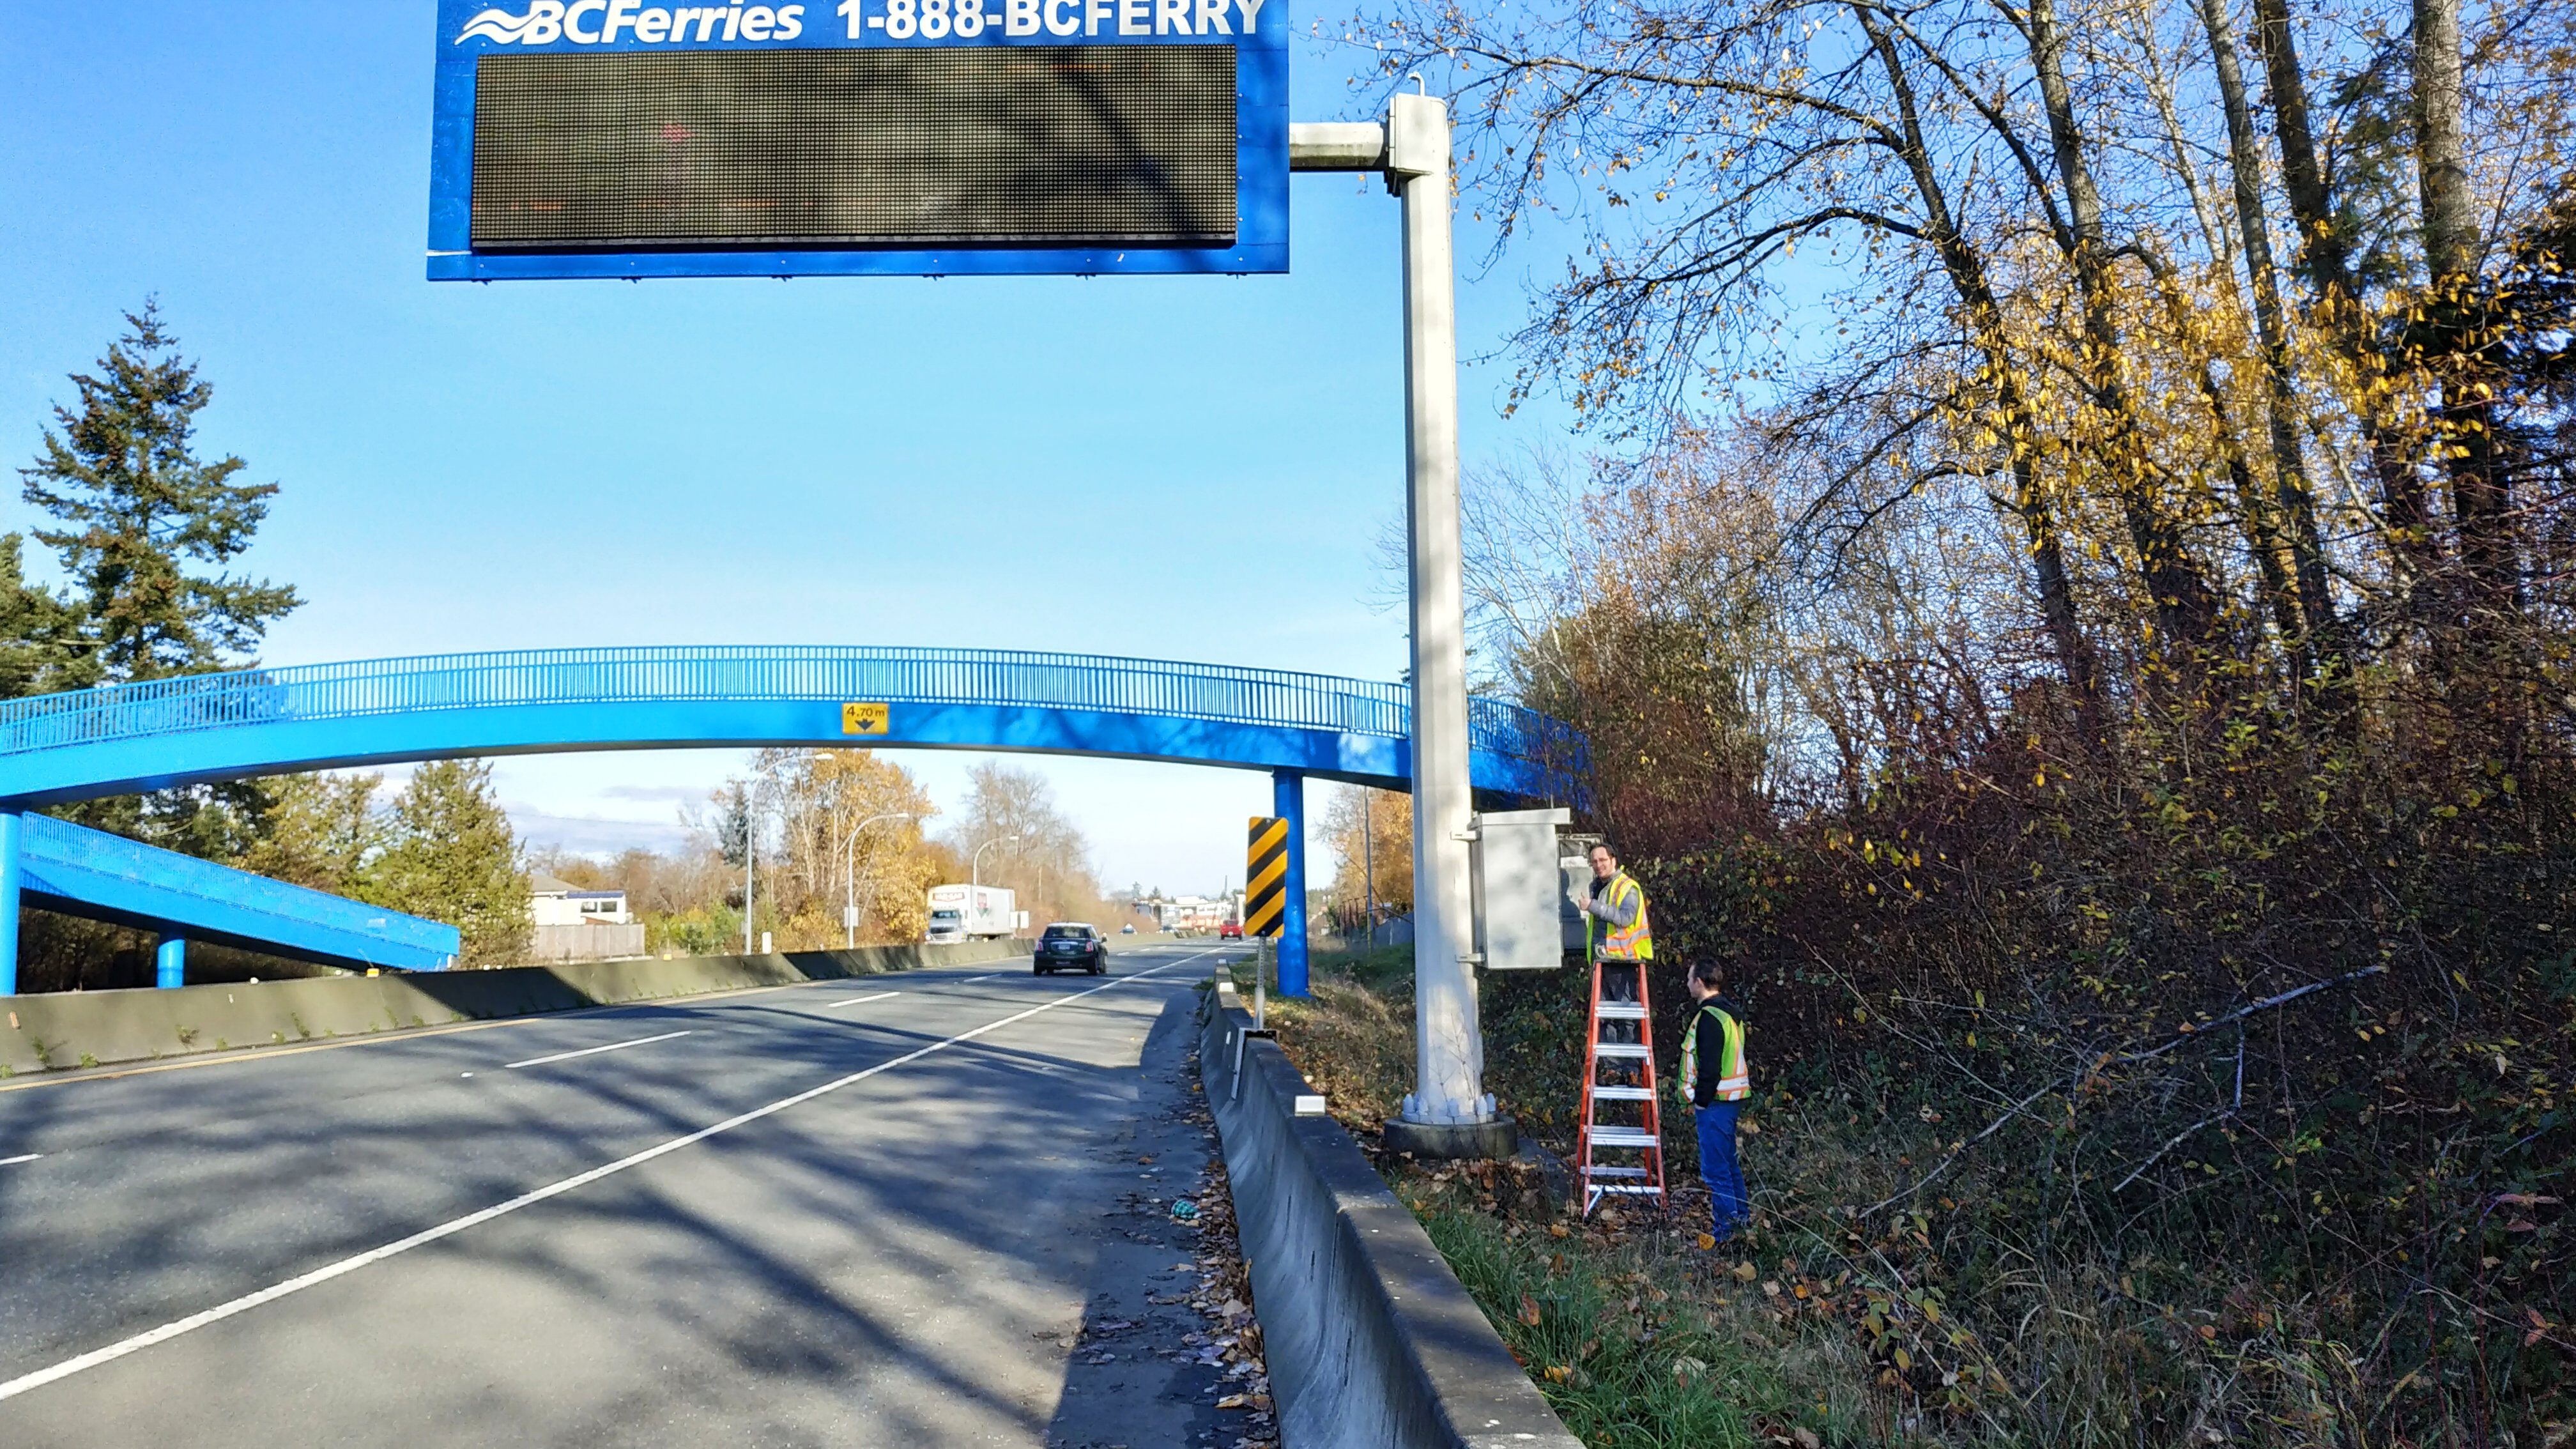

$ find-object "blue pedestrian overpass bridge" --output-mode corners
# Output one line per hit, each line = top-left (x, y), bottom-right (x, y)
(0, 647), (1581, 995)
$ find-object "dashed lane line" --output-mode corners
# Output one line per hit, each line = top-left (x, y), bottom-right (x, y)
(818, 992), (900, 1011)
(0, 949), (1216, 1406)
(503, 1031), (693, 1071)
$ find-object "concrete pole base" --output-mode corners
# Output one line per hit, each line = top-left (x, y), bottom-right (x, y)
(1383, 1114), (1519, 1161)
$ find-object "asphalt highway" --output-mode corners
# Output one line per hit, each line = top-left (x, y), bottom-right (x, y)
(0, 942), (1250, 1447)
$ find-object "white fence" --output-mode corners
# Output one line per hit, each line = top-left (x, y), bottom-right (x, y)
(529, 923), (648, 963)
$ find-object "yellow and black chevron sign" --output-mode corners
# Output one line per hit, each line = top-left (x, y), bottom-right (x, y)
(1243, 815), (1289, 938)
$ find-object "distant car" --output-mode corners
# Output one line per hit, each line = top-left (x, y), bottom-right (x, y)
(1034, 922), (1107, 976)
(1218, 921), (1244, 940)
(1119, 924), (1137, 934)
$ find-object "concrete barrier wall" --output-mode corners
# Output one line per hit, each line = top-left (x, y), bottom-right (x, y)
(1200, 983), (1582, 1449)
(0, 939), (1025, 1077)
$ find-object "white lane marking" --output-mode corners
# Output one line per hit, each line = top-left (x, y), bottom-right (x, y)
(820, 992), (899, 1011)
(0, 950), (1214, 1406)
(0, 1153), (39, 1167)
(960, 974), (1002, 985)
(505, 1030), (692, 1071)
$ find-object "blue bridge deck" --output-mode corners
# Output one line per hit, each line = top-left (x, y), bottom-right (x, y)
(0, 646), (1582, 997)
(0, 646), (1580, 806)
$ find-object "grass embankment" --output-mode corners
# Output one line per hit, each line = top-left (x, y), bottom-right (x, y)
(1232, 948), (1855, 1447)
(1234, 946), (2509, 1449)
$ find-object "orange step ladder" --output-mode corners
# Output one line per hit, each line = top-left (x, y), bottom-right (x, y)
(1574, 959), (1667, 1216)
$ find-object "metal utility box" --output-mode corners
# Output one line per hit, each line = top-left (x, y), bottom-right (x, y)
(1470, 808), (1573, 970)
(1558, 831), (1602, 952)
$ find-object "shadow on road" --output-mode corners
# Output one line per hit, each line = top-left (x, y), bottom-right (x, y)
(0, 955), (1264, 1448)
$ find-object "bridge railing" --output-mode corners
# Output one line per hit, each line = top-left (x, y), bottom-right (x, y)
(0, 646), (1575, 772)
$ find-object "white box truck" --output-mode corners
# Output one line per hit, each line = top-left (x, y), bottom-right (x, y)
(924, 884), (1016, 943)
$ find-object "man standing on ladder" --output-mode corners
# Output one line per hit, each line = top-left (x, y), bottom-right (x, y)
(1568, 839), (1667, 1215)
(1577, 842), (1652, 963)
(1576, 843), (1652, 1076)
(1678, 959), (1752, 1245)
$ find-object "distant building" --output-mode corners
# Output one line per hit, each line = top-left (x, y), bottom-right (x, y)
(1156, 893), (1238, 932)
(530, 874), (632, 926)
(526, 874), (645, 962)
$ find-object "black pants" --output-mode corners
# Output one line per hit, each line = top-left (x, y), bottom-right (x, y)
(1597, 960), (1642, 1045)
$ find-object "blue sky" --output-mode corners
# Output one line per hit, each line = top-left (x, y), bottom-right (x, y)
(0, 2), (1572, 896)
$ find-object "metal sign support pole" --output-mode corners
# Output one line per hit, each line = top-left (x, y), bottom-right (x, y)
(1389, 92), (1494, 1144)
(1289, 98), (1510, 1158)
(1272, 770), (1310, 997)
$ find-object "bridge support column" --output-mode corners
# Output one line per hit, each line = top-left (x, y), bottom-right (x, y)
(157, 936), (186, 990)
(0, 811), (18, 997)
(1272, 771), (1308, 998)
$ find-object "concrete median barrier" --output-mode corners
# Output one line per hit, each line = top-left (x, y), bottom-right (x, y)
(0, 939), (1025, 1077)
(1200, 979), (1583, 1449)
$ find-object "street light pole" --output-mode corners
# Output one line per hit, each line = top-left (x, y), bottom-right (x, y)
(1363, 791), (1375, 945)
(841, 811), (914, 948)
(740, 772), (777, 956)
(972, 834), (1020, 887)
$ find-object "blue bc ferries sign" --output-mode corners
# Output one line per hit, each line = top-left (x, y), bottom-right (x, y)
(428, 0), (1287, 277)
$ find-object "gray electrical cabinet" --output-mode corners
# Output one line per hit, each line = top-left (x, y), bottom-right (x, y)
(1469, 808), (1574, 970)
(1558, 831), (1603, 953)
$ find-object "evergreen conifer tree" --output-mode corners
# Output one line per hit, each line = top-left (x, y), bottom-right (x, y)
(17, 302), (303, 859)
(19, 302), (300, 684)
(369, 760), (531, 967)
(240, 772), (386, 896)
(0, 533), (82, 700)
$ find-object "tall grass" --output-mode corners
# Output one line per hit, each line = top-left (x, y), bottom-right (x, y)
(1408, 1182), (1798, 1447)
(1266, 947), (2565, 1446)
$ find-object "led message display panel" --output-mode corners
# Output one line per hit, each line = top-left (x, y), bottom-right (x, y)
(470, 47), (1237, 249)
(428, 0), (1287, 277)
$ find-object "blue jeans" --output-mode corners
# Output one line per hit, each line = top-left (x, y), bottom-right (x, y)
(1695, 1101), (1749, 1240)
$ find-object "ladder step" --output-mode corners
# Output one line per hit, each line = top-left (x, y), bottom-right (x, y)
(1580, 1165), (1651, 1178)
(1587, 1085), (1654, 1101)
(1584, 1127), (1661, 1148)
(1590, 1044), (1650, 1059)
(1591, 1003), (1646, 1020)
(1589, 1184), (1666, 1196)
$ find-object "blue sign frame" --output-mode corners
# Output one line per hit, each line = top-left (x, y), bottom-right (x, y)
(427, 0), (1288, 279)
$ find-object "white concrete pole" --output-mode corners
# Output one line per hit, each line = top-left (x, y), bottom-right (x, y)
(1285, 103), (1507, 1155)
(741, 776), (771, 956)
(1388, 93), (1495, 1135)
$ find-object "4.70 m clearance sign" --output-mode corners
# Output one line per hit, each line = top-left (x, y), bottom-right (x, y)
(429, 0), (1286, 280)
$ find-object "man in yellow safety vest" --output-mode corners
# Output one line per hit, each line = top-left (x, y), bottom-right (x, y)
(1574, 844), (1653, 1079)
(1576, 843), (1652, 962)
(1676, 958), (1752, 1244)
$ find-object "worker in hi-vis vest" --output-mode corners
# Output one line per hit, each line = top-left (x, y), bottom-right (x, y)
(1572, 843), (1653, 1077)
(1676, 958), (1752, 1244)
(1576, 843), (1652, 962)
